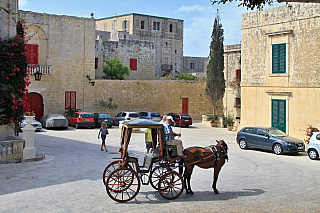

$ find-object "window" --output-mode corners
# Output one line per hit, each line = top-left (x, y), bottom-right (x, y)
(169, 24), (173, 32)
(103, 23), (107, 31)
(130, 58), (137, 70)
(25, 44), (39, 64)
(123, 20), (127, 31)
(190, 63), (195, 69)
(112, 22), (115, 31)
(236, 69), (241, 81)
(65, 91), (76, 110)
(141, 21), (145, 29)
(235, 98), (241, 108)
(258, 129), (268, 136)
(153, 21), (160, 31)
(95, 58), (98, 69)
(272, 43), (286, 74)
(243, 128), (257, 134)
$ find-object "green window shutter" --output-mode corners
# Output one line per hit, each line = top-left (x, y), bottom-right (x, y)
(272, 43), (286, 74)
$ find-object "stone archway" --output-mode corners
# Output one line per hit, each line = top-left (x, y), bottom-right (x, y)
(26, 93), (44, 121)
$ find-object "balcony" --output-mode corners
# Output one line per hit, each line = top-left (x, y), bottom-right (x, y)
(27, 64), (52, 75)
(161, 64), (173, 71)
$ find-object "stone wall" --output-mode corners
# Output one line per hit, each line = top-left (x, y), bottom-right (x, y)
(82, 80), (213, 120)
(183, 56), (208, 74)
(0, 0), (18, 40)
(241, 3), (320, 139)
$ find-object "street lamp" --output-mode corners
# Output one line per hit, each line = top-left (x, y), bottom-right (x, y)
(86, 74), (95, 86)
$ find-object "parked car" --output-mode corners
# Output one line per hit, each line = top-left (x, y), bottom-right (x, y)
(40, 114), (68, 130)
(167, 113), (192, 127)
(307, 132), (320, 160)
(236, 127), (305, 155)
(113, 112), (140, 126)
(138, 112), (161, 122)
(19, 117), (42, 132)
(93, 113), (114, 128)
(68, 112), (95, 129)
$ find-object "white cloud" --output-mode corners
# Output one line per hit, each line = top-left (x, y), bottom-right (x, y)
(19, 0), (28, 7)
(176, 5), (211, 13)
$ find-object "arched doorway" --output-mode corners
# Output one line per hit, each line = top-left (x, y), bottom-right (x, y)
(26, 93), (43, 121)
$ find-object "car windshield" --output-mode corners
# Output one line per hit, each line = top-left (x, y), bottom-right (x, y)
(129, 113), (139, 118)
(151, 113), (160, 117)
(99, 114), (111, 118)
(181, 115), (191, 119)
(267, 129), (287, 137)
(81, 114), (93, 118)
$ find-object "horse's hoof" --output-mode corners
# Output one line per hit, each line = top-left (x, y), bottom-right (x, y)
(190, 191), (194, 195)
(186, 190), (190, 194)
(214, 190), (219, 194)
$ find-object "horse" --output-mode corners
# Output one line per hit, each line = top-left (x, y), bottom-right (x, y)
(182, 139), (228, 195)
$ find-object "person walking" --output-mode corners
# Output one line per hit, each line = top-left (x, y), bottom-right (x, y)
(98, 122), (109, 152)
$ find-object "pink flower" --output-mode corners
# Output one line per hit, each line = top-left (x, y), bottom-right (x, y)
(5, 77), (9, 80)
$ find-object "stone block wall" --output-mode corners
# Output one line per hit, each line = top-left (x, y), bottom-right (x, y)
(0, 0), (18, 40)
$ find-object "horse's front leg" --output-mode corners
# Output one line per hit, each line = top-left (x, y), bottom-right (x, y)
(184, 165), (194, 195)
(212, 165), (222, 194)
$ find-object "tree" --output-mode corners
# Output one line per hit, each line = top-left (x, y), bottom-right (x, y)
(205, 10), (225, 116)
(98, 97), (117, 113)
(210, 0), (320, 10)
(103, 57), (130, 80)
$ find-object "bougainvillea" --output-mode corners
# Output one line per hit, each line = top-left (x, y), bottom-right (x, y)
(304, 125), (319, 145)
(0, 19), (31, 135)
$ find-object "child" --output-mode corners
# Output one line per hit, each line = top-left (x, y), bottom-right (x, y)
(98, 122), (109, 152)
(145, 128), (153, 154)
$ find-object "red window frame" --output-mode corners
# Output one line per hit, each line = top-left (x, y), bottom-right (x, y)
(65, 91), (76, 110)
(236, 69), (241, 81)
(130, 58), (137, 70)
(25, 44), (39, 64)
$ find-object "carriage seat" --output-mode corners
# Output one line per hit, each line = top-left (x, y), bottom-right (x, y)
(139, 154), (154, 173)
(166, 145), (177, 158)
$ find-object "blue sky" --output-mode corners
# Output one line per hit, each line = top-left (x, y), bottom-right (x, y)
(19, 0), (285, 57)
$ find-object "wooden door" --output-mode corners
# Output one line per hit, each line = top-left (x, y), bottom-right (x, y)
(26, 93), (43, 121)
(182, 98), (188, 114)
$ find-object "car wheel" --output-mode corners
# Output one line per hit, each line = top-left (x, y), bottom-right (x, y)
(76, 123), (79, 129)
(273, 143), (283, 155)
(308, 149), (319, 160)
(91, 126), (94, 129)
(185, 125), (189, 127)
(239, 139), (247, 149)
(108, 125), (112, 128)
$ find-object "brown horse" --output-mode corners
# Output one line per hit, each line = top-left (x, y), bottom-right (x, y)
(182, 140), (228, 195)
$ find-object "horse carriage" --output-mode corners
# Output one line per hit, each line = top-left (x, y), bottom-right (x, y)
(103, 119), (229, 202)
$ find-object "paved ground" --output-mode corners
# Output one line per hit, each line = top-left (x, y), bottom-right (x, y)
(0, 121), (319, 212)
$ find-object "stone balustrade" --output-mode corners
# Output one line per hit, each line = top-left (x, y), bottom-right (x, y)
(0, 136), (25, 164)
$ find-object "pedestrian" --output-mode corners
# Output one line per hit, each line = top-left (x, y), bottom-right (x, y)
(145, 128), (153, 154)
(98, 122), (109, 152)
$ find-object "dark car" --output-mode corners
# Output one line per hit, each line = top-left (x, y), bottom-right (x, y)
(93, 113), (114, 128)
(40, 114), (68, 130)
(138, 112), (161, 122)
(167, 113), (192, 127)
(236, 127), (305, 155)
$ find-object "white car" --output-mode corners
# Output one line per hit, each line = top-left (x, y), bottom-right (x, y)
(307, 132), (320, 160)
(19, 117), (42, 132)
(113, 112), (140, 126)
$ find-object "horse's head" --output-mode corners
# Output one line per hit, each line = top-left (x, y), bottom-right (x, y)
(216, 139), (228, 152)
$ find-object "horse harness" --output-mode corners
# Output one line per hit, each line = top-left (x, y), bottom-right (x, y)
(184, 144), (228, 166)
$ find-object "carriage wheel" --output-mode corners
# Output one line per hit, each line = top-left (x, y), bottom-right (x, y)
(158, 171), (184, 200)
(103, 161), (133, 186)
(149, 166), (171, 190)
(106, 167), (140, 202)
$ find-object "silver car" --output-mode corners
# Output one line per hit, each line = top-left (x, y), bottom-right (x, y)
(19, 117), (42, 132)
(138, 111), (161, 122)
(113, 112), (140, 126)
(40, 114), (69, 129)
(307, 132), (320, 160)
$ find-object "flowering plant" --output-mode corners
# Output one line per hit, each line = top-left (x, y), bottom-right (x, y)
(304, 125), (319, 144)
(23, 111), (35, 116)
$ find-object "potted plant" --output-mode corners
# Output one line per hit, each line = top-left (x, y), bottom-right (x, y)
(23, 111), (36, 125)
(224, 117), (234, 131)
(207, 115), (219, 127)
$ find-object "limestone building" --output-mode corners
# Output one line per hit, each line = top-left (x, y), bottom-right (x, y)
(95, 13), (184, 79)
(182, 56), (208, 79)
(241, 3), (320, 139)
